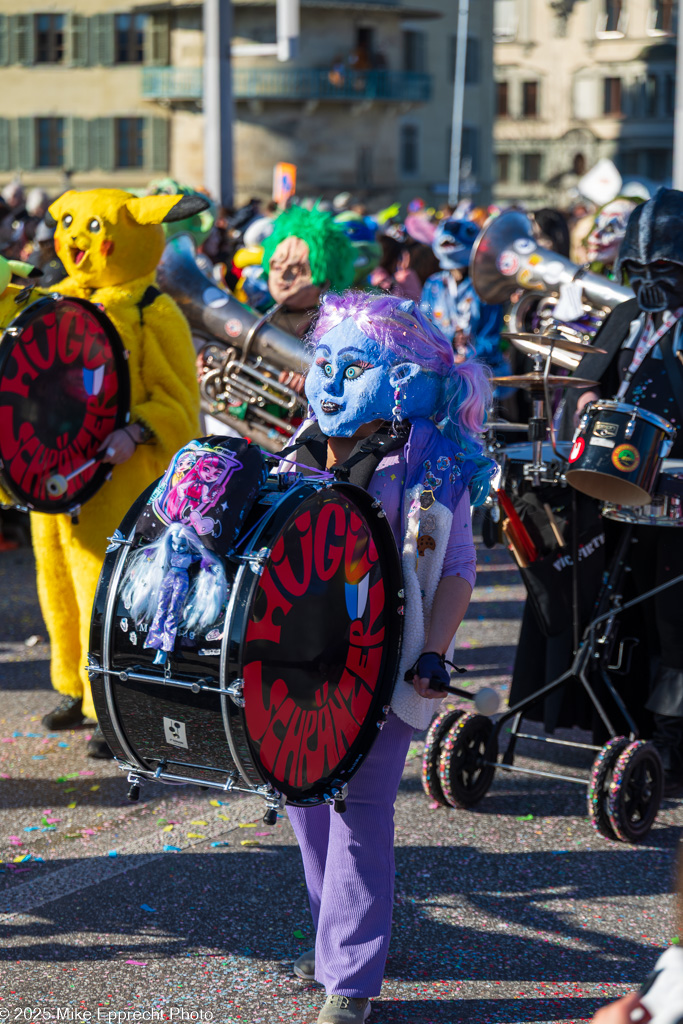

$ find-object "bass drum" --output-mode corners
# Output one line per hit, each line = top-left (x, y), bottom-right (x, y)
(89, 474), (403, 808)
(0, 295), (130, 514)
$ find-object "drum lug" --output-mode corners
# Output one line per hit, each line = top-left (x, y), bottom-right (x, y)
(126, 772), (144, 802)
(87, 654), (102, 680)
(332, 782), (348, 814)
(5, 325), (23, 337)
(226, 678), (245, 707)
(262, 792), (286, 825)
(106, 529), (133, 553)
(625, 417), (636, 440)
(397, 604), (405, 616)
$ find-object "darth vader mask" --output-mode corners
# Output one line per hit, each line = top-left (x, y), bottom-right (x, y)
(616, 187), (683, 313)
(622, 259), (683, 314)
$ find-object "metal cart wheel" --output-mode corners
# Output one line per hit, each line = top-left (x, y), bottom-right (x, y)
(587, 737), (630, 840)
(421, 707), (464, 806)
(438, 712), (497, 809)
(607, 741), (664, 843)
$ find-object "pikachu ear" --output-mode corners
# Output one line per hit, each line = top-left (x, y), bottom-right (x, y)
(125, 193), (210, 226)
(46, 189), (76, 228)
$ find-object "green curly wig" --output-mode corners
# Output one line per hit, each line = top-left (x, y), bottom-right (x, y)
(262, 205), (355, 293)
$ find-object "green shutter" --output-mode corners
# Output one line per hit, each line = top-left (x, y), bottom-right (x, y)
(67, 117), (89, 171)
(0, 120), (10, 170)
(145, 13), (169, 67)
(17, 117), (35, 169)
(10, 14), (34, 66)
(89, 13), (114, 66)
(147, 116), (169, 171)
(68, 14), (89, 67)
(91, 117), (114, 170)
(0, 16), (9, 66)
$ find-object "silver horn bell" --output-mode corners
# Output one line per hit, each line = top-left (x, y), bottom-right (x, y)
(157, 233), (311, 451)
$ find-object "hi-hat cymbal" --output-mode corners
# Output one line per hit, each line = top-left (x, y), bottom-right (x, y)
(491, 372), (600, 391)
(505, 332), (607, 357)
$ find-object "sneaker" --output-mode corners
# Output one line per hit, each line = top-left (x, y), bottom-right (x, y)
(293, 947), (315, 980)
(86, 725), (114, 760)
(41, 696), (85, 731)
(317, 995), (371, 1023)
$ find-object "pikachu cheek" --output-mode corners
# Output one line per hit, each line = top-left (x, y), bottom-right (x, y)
(54, 238), (61, 253)
(100, 239), (115, 257)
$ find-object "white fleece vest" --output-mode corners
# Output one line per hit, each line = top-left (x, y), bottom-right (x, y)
(392, 484), (456, 731)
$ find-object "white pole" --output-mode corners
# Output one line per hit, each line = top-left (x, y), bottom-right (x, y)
(673, 2), (683, 188)
(204, 0), (234, 207)
(277, 0), (300, 61)
(448, 0), (470, 206)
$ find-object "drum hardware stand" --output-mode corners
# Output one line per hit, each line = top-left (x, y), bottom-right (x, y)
(235, 548), (270, 576)
(106, 529), (135, 553)
(88, 657), (216, 697)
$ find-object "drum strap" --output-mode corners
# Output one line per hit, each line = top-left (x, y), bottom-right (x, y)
(136, 286), (161, 324)
(660, 331), (683, 425)
(278, 424), (407, 489)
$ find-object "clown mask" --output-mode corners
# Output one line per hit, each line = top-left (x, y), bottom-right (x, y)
(586, 199), (635, 265)
(305, 316), (441, 437)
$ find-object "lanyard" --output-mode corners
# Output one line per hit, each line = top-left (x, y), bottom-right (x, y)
(617, 308), (683, 399)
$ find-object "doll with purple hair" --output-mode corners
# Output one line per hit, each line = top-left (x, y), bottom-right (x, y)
(277, 291), (494, 1024)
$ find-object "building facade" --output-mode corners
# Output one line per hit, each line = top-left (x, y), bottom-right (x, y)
(493, 0), (677, 206)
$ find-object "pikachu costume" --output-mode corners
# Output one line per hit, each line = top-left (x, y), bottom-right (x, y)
(28, 189), (202, 721)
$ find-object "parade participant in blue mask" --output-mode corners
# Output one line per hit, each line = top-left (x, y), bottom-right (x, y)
(421, 218), (510, 382)
(277, 291), (494, 1024)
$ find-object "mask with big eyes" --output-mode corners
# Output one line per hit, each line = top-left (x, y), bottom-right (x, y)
(586, 199), (635, 265)
(623, 259), (683, 314)
(304, 318), (441, 437)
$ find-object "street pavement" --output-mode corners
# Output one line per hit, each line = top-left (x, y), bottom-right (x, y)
(0, 540), (681, 1024)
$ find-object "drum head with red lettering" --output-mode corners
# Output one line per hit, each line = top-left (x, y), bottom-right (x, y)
(0, 295), (129, 513)
(240, 483), (403, 805)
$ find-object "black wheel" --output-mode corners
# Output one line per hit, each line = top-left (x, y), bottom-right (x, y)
(421, 707), (463, 806)
(587, 737), (629, 841)
(607, 741), (663, 843)
(438, 712), (497, 809)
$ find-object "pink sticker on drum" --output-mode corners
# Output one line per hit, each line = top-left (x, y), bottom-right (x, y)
(225, 318), (242, 339)
(569, 437), (585, 463)
(496, 251), (520, 277)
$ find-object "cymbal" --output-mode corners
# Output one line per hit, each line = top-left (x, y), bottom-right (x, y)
(505, 332), (607, 357)
(486, 420), (528, 432)
(491, 373), (600, 391)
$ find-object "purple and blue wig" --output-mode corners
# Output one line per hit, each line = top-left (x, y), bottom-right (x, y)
(307, 291), (494, 505)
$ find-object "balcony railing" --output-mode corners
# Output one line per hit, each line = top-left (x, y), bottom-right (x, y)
(141, 66), (431, 103)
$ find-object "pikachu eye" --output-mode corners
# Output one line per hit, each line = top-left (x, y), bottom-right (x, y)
(88, 218), (101, 233)
(62, 214), (73, 228)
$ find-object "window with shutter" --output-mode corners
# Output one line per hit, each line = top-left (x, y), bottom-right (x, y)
(0, 16), (8, 66)
(147, 117), (169, 171)
(115, 118), (145, 168)
(494, 0), (517, 41)
(0, 120), (10, 171)
(67, 117), (89, 171)
(35, 14), (66, 64)
(36, 118), (65, 167)
(11, 14), (35, 66)
(89, 14), (114, 66)
(91, 118), (114, 170)
(17, 117), (36, 169)
(68, 14), (89, 67)
(145, 14), (170, 67)
(115, 14), (147, 64)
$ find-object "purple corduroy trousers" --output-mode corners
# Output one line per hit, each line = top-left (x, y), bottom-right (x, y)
(287, 710), (414, 997)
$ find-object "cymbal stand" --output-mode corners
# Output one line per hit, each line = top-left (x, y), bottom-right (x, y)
(527, 353), (549, 487)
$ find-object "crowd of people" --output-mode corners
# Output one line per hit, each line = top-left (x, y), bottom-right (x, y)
(0, 169), (682, 1023)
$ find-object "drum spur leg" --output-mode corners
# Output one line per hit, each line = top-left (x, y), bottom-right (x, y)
(502, 712), (523, 766)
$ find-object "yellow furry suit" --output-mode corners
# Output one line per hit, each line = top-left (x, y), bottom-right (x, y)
(27, 189), (202, 719)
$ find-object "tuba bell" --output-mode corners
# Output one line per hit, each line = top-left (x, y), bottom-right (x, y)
(470, 209), (633, 368)
(157, 233), (311, 451)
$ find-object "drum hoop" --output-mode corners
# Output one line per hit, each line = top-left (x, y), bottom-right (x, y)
(0, 294), (131, 513)
(588, 399), (675, 437)
(232, 479), (404, 804)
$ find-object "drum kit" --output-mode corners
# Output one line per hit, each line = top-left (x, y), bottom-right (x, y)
(422, 326), (683, 842)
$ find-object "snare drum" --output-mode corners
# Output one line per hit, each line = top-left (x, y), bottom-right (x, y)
(0, 295), (130, 514)
(565, 400), (675, 507)
(89, 472), (403, 808)
(602, 459), (683, 527)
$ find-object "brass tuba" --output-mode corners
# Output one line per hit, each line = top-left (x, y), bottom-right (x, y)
(470, 209), (633, 369)
(157, 234), (310, 451)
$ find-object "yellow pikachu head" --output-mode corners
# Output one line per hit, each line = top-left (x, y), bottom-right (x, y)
(47, 189), (209, 288)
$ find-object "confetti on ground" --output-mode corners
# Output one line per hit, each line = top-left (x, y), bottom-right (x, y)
(140, 904), (156, 913)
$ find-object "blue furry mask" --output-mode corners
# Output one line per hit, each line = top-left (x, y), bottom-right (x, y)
(305, 316), (441, 437)
(432, 218), (480, 271)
